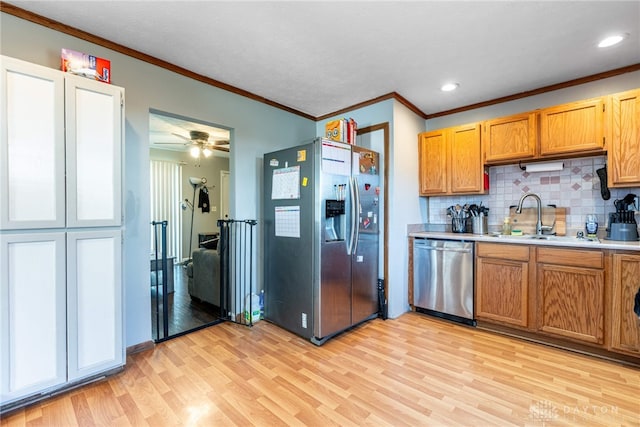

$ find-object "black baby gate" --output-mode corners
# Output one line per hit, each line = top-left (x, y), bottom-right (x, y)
(151, 218), (258, 343)
(150, 220), (170, 341)
(218, 219), (260, 326)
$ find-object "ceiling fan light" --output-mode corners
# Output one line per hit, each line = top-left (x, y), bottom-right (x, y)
(190, 146), (200, 158)
(202, 147), (213, 157)
(598, 34), (626, 48)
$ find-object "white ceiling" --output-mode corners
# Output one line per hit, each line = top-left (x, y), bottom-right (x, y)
(9, 1), (640, 118)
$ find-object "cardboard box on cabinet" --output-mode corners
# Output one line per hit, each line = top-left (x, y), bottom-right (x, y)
(325, 118), (357, 144)
(61, 48), (111, 83)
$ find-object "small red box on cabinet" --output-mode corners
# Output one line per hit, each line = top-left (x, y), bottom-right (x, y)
(61, 48), (111, 84)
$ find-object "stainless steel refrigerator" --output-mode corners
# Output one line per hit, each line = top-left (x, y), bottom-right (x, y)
(263, 138), (380, 344)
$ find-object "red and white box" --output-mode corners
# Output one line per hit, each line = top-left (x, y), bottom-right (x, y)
(61, 48), (111, 83)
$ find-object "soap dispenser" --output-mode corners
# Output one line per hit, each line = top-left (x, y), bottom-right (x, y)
(502, 217), (512, 235)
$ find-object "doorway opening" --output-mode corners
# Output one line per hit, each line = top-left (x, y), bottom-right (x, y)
(148, 110), (231, 341)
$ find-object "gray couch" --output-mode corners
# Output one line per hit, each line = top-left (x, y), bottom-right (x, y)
(187, 247), (221, 306)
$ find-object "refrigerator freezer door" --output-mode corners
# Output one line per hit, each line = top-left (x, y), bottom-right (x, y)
(263, 143), (315, 339)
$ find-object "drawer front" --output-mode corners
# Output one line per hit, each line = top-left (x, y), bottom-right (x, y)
(537, 247), (603, 269)
(477, 242), (530, 261)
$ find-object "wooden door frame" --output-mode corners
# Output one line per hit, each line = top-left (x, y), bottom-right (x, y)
(357, 123), (389, 298)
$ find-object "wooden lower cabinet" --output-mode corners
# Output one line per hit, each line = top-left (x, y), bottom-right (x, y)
(476, 243), (530, 327)
(610, 253), (640, 356)
(536, 247), (605, 345)
(537, 264), (605, 344)
(473, 242), (640, 363)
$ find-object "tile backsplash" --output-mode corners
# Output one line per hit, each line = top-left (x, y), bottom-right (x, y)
(428, 156), (640, 235)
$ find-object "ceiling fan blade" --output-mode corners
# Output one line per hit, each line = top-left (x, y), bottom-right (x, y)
(210, 145), (229, 152)
(171, 132), (191, 141)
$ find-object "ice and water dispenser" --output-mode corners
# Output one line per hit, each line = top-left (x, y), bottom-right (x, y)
(325, 199), (345, 241)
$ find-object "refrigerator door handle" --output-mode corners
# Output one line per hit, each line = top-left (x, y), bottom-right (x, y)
(348, 177), (357, 255)
(352, 176), (360, 254)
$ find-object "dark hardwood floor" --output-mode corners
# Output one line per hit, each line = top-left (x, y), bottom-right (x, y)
(150, 264), (221, 340)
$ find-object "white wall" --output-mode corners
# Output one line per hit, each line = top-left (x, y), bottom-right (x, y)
(1, 13), (316, 347)
(388, 101), (427, 317)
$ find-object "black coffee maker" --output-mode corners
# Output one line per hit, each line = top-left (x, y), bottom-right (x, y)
(607, 193), (639, 241)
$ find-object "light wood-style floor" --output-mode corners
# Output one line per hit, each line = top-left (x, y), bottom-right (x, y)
(2, 312), (639, 426)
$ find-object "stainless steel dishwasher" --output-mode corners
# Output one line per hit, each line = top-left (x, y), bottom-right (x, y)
(413, 238), (475, 326)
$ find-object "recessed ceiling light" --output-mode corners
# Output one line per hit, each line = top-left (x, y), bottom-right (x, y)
(441, 82), (459, 92)
(598, 34), (627, 48)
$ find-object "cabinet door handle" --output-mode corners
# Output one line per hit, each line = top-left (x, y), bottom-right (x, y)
(634, 287), (640, 319)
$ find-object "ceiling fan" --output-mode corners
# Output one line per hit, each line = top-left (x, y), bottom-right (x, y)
(156, 130), (229, 156)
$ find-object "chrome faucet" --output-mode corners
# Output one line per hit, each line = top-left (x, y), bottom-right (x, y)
(516, 192), (544, 235)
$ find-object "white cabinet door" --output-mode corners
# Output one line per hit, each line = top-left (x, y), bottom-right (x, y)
(0, 56), (66, 230)
(66, 230), (123, 381)
(65, 76), (123, 228)
(0, 232), (67, 403)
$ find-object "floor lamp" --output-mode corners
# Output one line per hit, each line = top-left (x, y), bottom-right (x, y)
(182, 176), (207, 262)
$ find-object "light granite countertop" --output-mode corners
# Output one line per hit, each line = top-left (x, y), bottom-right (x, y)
(409, 230), (640, 251)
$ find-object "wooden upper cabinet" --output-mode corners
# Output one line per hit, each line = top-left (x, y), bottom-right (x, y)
(450, 123), (483, 193)
(608, 88), (640, 188)
(539, 97), (606, 157)
(418, 129), (448, 195)
(418, 123), (483, 196)
(483, 112), (538, 164)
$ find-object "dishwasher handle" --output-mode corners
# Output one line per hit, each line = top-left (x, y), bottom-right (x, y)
(414, 245), (472, 254)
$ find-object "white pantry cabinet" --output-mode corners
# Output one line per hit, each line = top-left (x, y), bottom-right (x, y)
(66, 230), (123, 382)
(0, 56), (124, 409)
(0, 57), (66, 229)
(0, 233), (67, 402)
